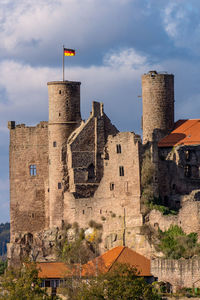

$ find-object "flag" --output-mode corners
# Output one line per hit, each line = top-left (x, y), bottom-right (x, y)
(64, 48), (75, 56)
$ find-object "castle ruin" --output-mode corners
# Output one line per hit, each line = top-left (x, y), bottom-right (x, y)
(7, 71), (200, 273)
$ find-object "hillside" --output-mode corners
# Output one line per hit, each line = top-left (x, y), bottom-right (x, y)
(0, 223), (10, 257)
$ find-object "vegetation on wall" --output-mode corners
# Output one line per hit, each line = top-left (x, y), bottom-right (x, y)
(56, 221), (102, 265)
(157, 225), (200, 259)
(141, 149), (177, 215)
(141, 148), (155, 208)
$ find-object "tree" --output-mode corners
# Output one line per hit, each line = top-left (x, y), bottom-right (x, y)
(61, 263), (161, 300)
(0, 262), (56, 300)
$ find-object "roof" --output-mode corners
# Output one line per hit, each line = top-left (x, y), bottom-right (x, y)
(37, 246), (151, 279)
(158, 119), (200, 147)
(81, 246), (151, 277)
(37, 262), (72, 279)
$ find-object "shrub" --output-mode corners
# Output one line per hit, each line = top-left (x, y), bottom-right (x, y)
(158, 225), (200, 259)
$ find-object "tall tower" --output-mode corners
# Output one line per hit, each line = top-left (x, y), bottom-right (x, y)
(142, 71), (174, 144)
(48, 81), (81, 228)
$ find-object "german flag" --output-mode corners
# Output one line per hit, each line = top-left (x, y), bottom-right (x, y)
(64, 48), (75, 56)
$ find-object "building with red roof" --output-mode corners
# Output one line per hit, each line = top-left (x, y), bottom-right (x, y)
(37, 246), (154, 289)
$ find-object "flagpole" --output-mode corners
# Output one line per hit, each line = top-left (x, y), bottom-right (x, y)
(63, 45), (65, 81)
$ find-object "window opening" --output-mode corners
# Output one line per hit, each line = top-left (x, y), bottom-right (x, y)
(58, 182), (62, 189)
(110, 183), (114, 191)
(124, 181), (128, 192)
(53, 141), (57, 147)
(119, 166), (124, 176)
(184, 165), (191, 177)
(82, 210), (85, 214)
(185, 150), (190, 161)
(87, 163), (95, 181)
(59, 90), (61, 94)
(116, 144), (121, 154)
(30, 165), (36, 176)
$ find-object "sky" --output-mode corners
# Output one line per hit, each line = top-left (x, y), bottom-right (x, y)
(1, 0), (200, 222)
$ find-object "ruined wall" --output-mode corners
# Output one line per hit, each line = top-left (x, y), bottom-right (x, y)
(149, 192), (200, 239)
(63, 132), (153, 257)
(67, 101), (118, 198)
(158, 145), (200, 203)
(151, 258), (200, 289)
(8, 121), (48, 241)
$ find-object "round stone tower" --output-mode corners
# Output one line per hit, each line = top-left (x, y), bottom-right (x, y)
(142, 71), (174, 143)
(47, 81), (81, 228)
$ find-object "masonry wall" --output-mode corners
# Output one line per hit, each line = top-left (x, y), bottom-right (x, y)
(48, 81), (81, 228)
(149, 196), (200, 240)
(142, 71), (174, 143)
(8, 122), (48, 241)
(151, 258), (200, 289)
(63, 132), (149, 256)
(67, 102), (118, 198)
(158, 145), (200, 204)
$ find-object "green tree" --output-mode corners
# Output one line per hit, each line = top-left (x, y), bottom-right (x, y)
(158, 225), (200, 259)
(62, 263), (161, 300)
(0, 262), (55, 300)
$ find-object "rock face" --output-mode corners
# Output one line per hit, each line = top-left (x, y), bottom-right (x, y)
(7, 229), (59, 266)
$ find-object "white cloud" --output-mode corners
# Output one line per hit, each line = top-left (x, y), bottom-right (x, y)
(104, 48), (147, 69)
(0, 0), (139, 64)
(0, 48), (156, 132)
(163, 1), (200, 53)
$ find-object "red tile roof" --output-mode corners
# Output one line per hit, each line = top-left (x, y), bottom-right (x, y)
(37, 262), (72, 279)
(81, 246), (151, 277)
(158, 119), (200, 147)
(37, 246), (151, 279)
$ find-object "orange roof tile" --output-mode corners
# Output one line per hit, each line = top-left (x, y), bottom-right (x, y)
(81, 246), (151, 277)
(37, 246), (151, 279)
(158, 119), (200, 147)
(37, 262), (72, 279)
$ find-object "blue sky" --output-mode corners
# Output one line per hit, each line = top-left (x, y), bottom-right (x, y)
(1, 0), (200, 222)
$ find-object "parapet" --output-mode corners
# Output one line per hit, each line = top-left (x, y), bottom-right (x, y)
(47, 80), (81, 86)
(8, 121), (48, 130)
(8, 121), (15, 130)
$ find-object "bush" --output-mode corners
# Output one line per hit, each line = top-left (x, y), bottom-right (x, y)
(73, 263), (161, 300)
(88, 220), (103, 230)
(158, 225), (200, 259)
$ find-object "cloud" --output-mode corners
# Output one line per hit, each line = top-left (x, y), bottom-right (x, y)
(0, 48), (153, 132)
(104, 48), (147, 69)
(163, 1), (200, 54)
(0, 0), (172, 67)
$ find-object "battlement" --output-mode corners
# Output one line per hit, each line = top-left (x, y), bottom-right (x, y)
(8, 121), (48, 130)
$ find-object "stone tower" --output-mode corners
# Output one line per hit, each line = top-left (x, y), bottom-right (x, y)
(142, 71), (174, 143)
(48, 81), (81, 228)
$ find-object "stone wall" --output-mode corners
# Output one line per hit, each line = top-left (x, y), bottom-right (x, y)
(63, 132), (154, 257)
(48, 81), (82, 228)
(151, 258), (200, 289)
(158, 145), (200, 204)
(149, 195), (200, 240)
(8, 121), (49, 241)
(67, 101), (118, 198)
(142, 71), (174, 143)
